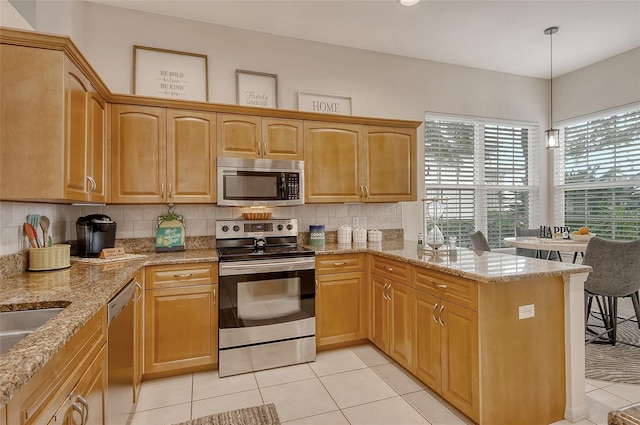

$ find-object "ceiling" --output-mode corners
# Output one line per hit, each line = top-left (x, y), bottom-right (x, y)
(87, 0), (640, 79)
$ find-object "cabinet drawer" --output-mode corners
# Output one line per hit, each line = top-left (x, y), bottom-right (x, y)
(316, 254), (365, 275)
(413, 267), (477, 311)
(145, 263), (218, 289)
(371, 255), (410, 283)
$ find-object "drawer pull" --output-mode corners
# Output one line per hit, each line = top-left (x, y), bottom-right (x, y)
(384, 267), (394, 272)
(333, 262), (347, 266)
(432, 303), (439, 324)
(173, 273), (193, 278)
(435, 284), (447, 289)
(438, 305), (445, 326)
(213, 288), (217, 306)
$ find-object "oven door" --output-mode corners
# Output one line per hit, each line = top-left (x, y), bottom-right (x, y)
(218, 257), (315, 349)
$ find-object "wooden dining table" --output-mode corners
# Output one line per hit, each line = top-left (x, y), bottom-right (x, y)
(503, 236), (590, 263)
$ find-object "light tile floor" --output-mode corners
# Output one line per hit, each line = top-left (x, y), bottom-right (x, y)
(131, 344), (640, 425)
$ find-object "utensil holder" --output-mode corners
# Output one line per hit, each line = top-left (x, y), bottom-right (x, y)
(29, 244), (71, 271)
(309, 225), (326, 245)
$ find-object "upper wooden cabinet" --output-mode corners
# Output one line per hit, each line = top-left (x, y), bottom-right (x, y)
(304, 122), (417, 203)
(0, 45), (106, 203)
(110, 105), (216, 203)
(217, 114), (303, 160)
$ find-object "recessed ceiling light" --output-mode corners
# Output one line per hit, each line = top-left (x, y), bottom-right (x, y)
(399, 0), (420, 6)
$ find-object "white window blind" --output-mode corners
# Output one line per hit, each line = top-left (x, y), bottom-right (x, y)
(554, 107), (640, 240)
(425, 115), (539, 249)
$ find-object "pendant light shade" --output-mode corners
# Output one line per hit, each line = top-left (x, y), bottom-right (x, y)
(545, 26), (559, 149)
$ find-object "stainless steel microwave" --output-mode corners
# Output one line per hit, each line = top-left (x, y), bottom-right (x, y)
(217, 157), (304, 206)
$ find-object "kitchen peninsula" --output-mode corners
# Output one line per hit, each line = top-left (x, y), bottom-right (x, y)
(0, 240), (590, 425)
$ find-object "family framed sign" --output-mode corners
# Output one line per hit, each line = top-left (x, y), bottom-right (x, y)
(236, 69), (278, 108)
(133, 45), (209, 102)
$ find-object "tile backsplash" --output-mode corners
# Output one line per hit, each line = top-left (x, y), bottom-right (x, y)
(0, 201), (403, 256)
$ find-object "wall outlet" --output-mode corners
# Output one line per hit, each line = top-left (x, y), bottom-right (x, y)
(518, 304), (535, 320)
(353, 217), (360, 227)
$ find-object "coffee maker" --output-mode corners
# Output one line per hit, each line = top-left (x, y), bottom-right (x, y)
(76, 214), (117, 257)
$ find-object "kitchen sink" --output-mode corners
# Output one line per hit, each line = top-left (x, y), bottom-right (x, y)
(0, 307), (65, 355)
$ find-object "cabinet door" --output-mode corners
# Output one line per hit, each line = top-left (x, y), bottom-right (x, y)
(216, 114), (261, 158)
(363, 126), (416, 202)
(304, 122), (363, 203)
(370, 274), (389, 352)
(167, 110), (216, 203)
(412, 289), (441, 392)
(262, 118), (303, 160)
(111, 105), (167, 203)
(440, 301), (479, 422)
(144, 284), (217, 375)
(64, 58), (90, 201)
(388, 281), (412, 370)
(316, 271), (366, 347)
(86, 90), (106, 203)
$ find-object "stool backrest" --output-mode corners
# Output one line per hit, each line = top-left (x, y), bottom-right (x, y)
(582, 237), (640, 297)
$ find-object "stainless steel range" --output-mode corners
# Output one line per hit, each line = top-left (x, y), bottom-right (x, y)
(216, 218), (316, 377)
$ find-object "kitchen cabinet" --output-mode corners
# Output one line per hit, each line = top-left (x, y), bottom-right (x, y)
(217, 114), (303, 160)
(133, 269), (144, 403)
(370, 256), (412, 370)
(412, 267), (479, 421)
(6, 307), (107, 425)
(110, 105), (216, 203)
(304, 123), (416, 203)
(144, 263), (218, 376)
(0, 44), (106, 203)
(315, 254), (368, 348)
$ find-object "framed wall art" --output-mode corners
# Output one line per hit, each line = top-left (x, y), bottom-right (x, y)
(236, 69), (278, 108)
(133, 45), (208, 102)
(298, 91), (352, 115)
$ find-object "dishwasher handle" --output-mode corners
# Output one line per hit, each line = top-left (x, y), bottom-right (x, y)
(107, 280), (135, 325)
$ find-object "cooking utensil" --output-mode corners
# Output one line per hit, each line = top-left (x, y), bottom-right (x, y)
(40, 216), (51, 247)
(26, 214), (42, 247)
(23, 223), (38, 248)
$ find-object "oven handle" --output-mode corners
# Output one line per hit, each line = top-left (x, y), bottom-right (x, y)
(219, 258), (315, 276)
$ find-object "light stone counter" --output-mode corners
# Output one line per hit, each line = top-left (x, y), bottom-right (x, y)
(0, 249), (218, 406)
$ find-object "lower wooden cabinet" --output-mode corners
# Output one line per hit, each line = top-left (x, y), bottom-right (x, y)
(315, 254), (367, 348)
(144, 263), (218, 376)
(133, 269), (144, 403)
(6, 307), (107, 425)
(370, 273), (412, 370)
(47, 345), (107, 425)
(412, 288), (479, 421)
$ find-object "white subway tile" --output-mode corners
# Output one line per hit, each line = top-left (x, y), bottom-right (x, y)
(103, 205), (124, 221)
(123, 205), (143, 221)
(186, 219), (207, 236)
(198, 205), (216, 219)
(133, 220), (155, 238)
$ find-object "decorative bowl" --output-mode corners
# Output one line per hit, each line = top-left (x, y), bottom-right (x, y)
(569, 233), (595, 242)
(242, 212), (272, 220)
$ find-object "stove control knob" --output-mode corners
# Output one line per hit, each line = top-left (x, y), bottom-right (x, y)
(233, 225), (240, 232)
(221, 225), (229, 232)
(286, 224), (294, 231)
(277, 224), (284, 231)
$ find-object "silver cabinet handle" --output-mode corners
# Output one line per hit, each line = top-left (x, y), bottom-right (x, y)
(169, 182), (173, 199)
(333, 261), (347, 266)
(161, 182), (165, 197)
(365, 185), (369, 198)
(86, 176), (96, 194)
(359, 185), (364, 199)
(435, 284), (447, 289)
(77, 395), (89, 423)
(438, 305), (445, 326)
(72, 402), (84, 425)
(384, 267), (394, 272)
(315, 279), (319, 295)
(134, 281), (143, 302)
(213, 287), (217, 306)
(382, 283), (387, 300)
(173, 273), (193, 278)
(432, 303), (439, 324)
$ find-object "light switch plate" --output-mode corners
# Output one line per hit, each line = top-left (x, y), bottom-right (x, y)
(519, 304), (535, 319)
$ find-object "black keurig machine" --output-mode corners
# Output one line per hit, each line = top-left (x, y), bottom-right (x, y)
(76, 214), (117, 257)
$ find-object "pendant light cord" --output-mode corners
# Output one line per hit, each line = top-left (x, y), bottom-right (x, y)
(550, 29), (553, 126)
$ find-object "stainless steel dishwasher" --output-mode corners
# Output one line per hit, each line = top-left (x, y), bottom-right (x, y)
(107, 279), (136, 425)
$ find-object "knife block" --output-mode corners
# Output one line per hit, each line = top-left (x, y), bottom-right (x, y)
(28, 244), (71, 271)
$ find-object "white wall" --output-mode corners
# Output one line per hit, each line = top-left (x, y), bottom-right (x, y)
(0, 0), (34, 30)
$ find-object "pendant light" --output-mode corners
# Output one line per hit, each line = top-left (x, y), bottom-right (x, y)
(544, 26), (559, 149)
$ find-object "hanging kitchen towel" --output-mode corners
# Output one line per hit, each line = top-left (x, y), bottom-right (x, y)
(156, 212), (186, 252)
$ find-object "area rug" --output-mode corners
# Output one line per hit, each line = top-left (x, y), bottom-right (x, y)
(585, 318), (640, 384)
(172, 403), (280, 425)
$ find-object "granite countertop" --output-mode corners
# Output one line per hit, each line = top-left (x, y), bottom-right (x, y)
(0, 249), (218, 406)
(313, 240), (592, 283)
(0, 240), (591, 406)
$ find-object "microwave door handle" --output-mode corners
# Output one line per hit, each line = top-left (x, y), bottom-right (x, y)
(281, 173), (287, 197)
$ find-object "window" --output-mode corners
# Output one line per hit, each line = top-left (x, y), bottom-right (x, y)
(425, 114), (539, 249)
(554, 105), (640, 240)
